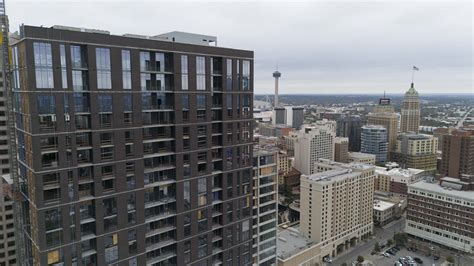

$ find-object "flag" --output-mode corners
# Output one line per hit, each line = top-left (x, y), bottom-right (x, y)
(413, 66), (419, 71)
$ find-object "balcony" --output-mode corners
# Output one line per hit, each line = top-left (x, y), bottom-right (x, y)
(142, 113), (175, 126)
(143, 141), (175, 156)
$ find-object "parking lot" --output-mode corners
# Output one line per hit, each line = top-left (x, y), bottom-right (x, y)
(371, 247), (441, 265)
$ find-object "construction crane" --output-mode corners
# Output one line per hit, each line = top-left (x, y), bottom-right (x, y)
(1, 0), (27, 264)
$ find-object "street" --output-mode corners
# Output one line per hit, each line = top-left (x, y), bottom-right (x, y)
(332, 217), (405, 265)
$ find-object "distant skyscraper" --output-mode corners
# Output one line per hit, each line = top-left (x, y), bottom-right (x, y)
(273, 70), (281, 107)
(11, 25), (254, 266)
(400, 83), (420, 133)
(440, 127), (474, 178)
(336, 115), (363, 152)
(334, 137), (349, 163)
(367, 96), (398, 156)
(361, 125), (388, 163)
(391, 133), (438, 173)
(293, 120), (336, 175)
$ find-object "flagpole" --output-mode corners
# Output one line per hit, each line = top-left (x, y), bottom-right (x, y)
(412, 67), (415, 84)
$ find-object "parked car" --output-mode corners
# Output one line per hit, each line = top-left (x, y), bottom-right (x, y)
(323, 256), (333, 263)
(414, 257), (423, 264)
(433, 256), (440, 261)
(383, 252), (391, 257)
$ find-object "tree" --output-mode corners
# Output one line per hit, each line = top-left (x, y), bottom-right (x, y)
(357, 255), (364, 264)
(393, 233), (408, 246)
(387, 239), (394, 246)
(446, 256), (455, 264)
(374, 242), (380, 252)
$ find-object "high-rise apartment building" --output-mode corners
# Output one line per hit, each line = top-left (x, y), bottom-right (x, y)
(300, 160), (374, 258)
(406, 176), (474, 253)
(336, 115), (363, 152)
(252, 148), (278, 266)
(440, 127), (474, 178)
(334, 137), (349, 163)
(400, 83), (420, 133)
(367, 97), (398, 156)
(361, 125), (388, 164)
(0, 175), (16, 266)
(293, 120), (336, 175)
(0, 9), (14, 266)
(10, 25), (254, 266)
(391, 133), (438, 173)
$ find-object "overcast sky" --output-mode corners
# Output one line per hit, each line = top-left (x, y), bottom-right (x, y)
(8, 0), (473, 94)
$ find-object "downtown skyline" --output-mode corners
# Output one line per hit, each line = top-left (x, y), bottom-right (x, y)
(8, 0), (473, 94)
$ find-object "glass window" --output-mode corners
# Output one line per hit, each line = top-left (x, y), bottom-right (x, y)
(96, 48), (111, 89)
(122, 50), (132, 90)
(72, 70), (87, 91)
(74, 93), (90, 113)
(196, 56), (206, 90)
(98, 95), (113, 113)
(140, 51), (150, 71)
(196, 75), (205, 91)
(123, 94), (132, 112)
(122, 50), (131, 70)
(37, 95), (56, 114)
(184, 181), (190, 208)
(45, 208), (62, 231)
(197, 94), (206, 109)
(226, 59), (233, 91)
(182, 95), (189, 110)
(33, 42), (54, 88)
(227, 94), (233, 109)
(243, 60), (250, 91)
(181, 74), (188, 90)
(181, 55), (188, 74)
(60, 44), (68, 89)
(71, 45), (85, 68)
(181, 55), (189, 90)
(140, 73), (151, 91)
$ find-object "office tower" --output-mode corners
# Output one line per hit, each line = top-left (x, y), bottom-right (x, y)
(361, 125), (388, 164)
(391, 133), (438, 173)
(272, 107), (286, 125)
(272, 106), (304, 129)
(300, 160), (374, 257)
(400, 83), (420, 133)
(367, 96), (398, 156)
(252, 148), (278, 266)
(0, 175), (16, 266)
(285, 106), (304, 129)
(10, 25), (254, 265)
(375, 165), (425, 194)
(347, 152), (376, 165)
(336, 115), (363, 152)
(273, 70), (281, 107)
(406, 177), (474, 253)
(334, 137), (349, 163)
(433, 127), (455, 151)
(293, 120), (336, 175)
(277, 151), (291, 185)
(440, 127), (474, 178)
